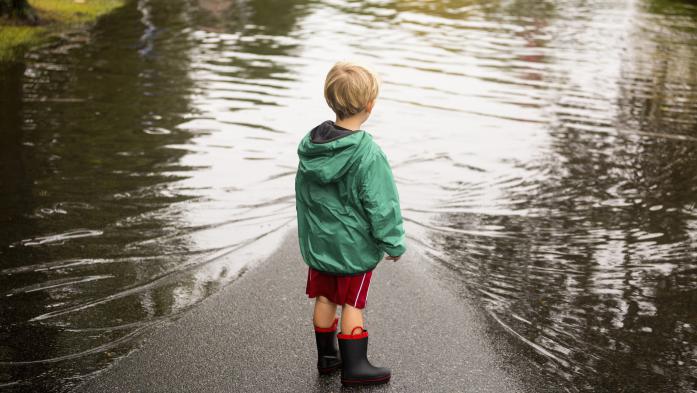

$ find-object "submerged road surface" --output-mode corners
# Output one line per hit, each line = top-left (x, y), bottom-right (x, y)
(76, 227), (547, 392)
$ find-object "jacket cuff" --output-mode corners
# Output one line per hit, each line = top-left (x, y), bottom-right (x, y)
(382, 243), (406, 257)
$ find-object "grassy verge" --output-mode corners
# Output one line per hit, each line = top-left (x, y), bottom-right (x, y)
(0, 0), (125, 61)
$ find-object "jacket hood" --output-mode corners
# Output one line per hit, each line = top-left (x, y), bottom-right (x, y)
(297, 120), (370, 184)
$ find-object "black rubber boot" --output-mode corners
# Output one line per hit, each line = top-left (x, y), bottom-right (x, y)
(337, 327), (391, 386)
(314, 317), (341, 374)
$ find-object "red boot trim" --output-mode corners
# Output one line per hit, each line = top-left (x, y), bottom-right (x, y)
(337, 327), (368, 340)
(314, 317), (339, 333)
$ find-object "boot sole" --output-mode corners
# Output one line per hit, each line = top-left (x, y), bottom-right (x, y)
(341, 375), (391, 386)
(318, 363), (342, 375)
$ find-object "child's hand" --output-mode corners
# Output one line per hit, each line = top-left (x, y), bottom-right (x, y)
(384, 255), (401, 262)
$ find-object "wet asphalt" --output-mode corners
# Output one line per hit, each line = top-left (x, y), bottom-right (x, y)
(76, 227), (546, 393)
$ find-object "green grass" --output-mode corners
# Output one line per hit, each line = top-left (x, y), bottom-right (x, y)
(30, 0), (124, 24)
(0, 25), (44, 61)
(0, 0), (125, 61)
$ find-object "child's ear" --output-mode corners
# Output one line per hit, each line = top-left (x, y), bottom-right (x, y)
(365, 100), (376, 114)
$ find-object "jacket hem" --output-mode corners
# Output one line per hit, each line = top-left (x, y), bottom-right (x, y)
(305, 261), (380, 277)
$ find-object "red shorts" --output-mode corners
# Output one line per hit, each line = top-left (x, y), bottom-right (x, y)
(305, 267), (373, 309)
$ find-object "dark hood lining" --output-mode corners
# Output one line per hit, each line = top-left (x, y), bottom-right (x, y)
(310, 120), (358, 144)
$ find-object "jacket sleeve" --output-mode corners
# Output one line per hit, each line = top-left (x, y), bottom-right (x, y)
(358, 149), (407, 257)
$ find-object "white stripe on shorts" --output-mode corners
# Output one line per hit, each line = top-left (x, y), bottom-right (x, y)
(354, 273), (367, 307)
(364, 273), (371, 303)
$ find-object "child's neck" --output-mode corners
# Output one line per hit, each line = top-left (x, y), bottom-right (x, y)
(335, 113), (368, 131)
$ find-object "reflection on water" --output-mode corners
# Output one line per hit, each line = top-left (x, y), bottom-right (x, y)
(1, 0), (696, 391)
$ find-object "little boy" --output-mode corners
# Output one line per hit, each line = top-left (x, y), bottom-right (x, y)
(295, 61), (407, 386)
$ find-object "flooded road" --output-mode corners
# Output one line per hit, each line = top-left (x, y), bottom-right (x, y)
(1, 0), (696, 391)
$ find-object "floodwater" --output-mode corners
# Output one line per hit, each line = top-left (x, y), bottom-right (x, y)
(1, 0), (696, 391)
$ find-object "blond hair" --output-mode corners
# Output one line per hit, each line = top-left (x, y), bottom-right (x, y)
(324, 62), (380, 120)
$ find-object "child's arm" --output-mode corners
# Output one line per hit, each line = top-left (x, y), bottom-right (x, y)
(358, 150), (407, 259)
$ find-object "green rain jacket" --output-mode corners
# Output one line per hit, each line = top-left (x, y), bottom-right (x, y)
(295, 120), (407, 275)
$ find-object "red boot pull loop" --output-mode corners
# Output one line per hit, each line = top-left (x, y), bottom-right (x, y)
(337, 326), (369, 340)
